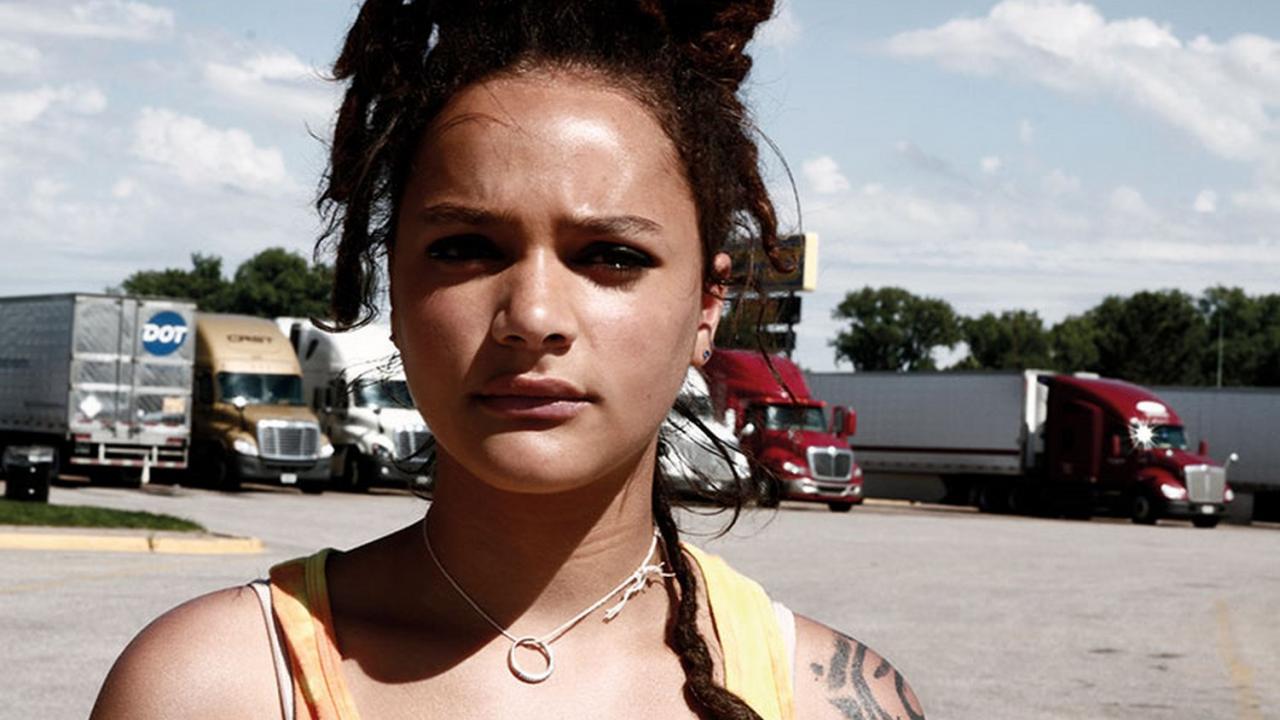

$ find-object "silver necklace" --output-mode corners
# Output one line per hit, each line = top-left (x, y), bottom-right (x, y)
(420, 518), (670, 684)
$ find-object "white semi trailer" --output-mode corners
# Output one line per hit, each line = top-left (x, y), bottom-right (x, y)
(277, 318), (430, 490)
(0, 294), (195, 485)
(660, 368), (751, 498)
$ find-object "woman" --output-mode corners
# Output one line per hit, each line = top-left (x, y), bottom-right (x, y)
(91, 2), (924, 718)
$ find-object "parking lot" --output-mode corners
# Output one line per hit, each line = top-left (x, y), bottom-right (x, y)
(2, 481), (1277, 720)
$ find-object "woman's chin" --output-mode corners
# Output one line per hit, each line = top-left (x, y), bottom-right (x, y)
(436, 436), (651, 497)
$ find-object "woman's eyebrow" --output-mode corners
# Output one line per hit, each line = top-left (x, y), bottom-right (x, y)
(417, 202), (515, 227)
(569, 214), (664, 239)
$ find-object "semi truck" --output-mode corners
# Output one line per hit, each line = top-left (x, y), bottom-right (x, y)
(277, 318), (431, 490)
(192, 313), (332, 493)
(1153, 385), (1280, 522)
(660, 367), (751, 498)
(0, 293), (195, 486)
(701, 350), (862, 511)
(806, 371), (1235, 527)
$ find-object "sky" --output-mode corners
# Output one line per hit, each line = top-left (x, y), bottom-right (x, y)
(2, 1), (1279, 371)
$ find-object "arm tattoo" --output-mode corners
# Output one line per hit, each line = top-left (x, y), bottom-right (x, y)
(809, 635), (926, 720)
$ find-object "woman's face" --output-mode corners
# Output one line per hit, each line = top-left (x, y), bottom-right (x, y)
(390, 71), (724, 495)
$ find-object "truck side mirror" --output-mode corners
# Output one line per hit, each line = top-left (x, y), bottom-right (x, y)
(1110, 435), (1122, 457)
(842, 408), (857, 438)
(1197, 440), (1209, 456)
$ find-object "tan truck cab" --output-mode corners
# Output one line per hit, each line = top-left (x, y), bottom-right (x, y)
(191, 313), (332, 493)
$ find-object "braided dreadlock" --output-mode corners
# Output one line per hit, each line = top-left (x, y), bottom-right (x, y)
(317, 2), (783, 718)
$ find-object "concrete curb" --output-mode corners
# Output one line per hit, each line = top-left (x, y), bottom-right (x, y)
(0, 527), (263, 555)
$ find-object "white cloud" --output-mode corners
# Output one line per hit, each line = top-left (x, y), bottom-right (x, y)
(1193, 189), (1217, 214)
(1108, 185), (1152, 216)
(131, 107), (293, 193)
(803, 155), (851, 195)
(111, 177), (135, 199)
(0, 39), (40, 75)
(0, 0), (173, 40)
(204, 52), (336, 125)
(756, 2), (801, 49)
(0, 84), (106, 126)
(1041, 168), (1080, 196)
(1018, 118), (1035, 144)
(980, 155), (1002, 174)
(885, 0), (1280, 163)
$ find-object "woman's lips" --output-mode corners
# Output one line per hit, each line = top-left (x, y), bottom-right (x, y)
(473, 395), (589, 421)
(472, 375), (593, 421)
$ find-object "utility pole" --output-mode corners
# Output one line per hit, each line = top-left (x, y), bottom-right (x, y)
(1216, 313), (1224, 388)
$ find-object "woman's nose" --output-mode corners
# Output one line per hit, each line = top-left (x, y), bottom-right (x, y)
(490, 251), (576, 352)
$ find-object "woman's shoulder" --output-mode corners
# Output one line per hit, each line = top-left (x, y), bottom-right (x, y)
(790, 613), (926, 720)
(90, 585), (281, 720)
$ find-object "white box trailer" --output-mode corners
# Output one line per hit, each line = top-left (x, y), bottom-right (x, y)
(0, 293), (195, 479)
(805, 370), (1047, 477)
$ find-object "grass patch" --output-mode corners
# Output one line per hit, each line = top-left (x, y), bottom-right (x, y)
(0, 500), (204, 532)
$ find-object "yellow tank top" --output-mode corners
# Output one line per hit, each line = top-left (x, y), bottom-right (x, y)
(268, 544), (795, 720)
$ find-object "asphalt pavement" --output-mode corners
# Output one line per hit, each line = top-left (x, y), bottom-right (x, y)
(1, 482), (1276, 720)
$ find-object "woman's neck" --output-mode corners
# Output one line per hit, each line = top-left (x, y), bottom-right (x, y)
(419, 447), (663, 633)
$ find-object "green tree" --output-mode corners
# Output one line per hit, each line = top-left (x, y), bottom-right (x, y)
(1254, 293), (1280, 386)
(1198, 286), (1265, 387)
(958, 310), (1052, 370)
(119, 253), (231, 310)
(1088, 290), (1207, 385)
(830, 286), (961, 371)
(1048, 314), (1100, 372)
(225, 248), (333, 319)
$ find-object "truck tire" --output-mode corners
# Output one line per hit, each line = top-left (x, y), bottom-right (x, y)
(208, 452), (240, 492)
(343, 452), (372, 492)
(827, 502), (853, 513)
(1130, 493), (1158, 525)
(976, 482), (1009, 514)
(756, 471), (781, 508)
(1191, 516), (1220, 529)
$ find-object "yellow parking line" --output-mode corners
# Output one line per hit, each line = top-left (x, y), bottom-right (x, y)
(1215, 599), (1263, 720)
(0, 531), (262, 555)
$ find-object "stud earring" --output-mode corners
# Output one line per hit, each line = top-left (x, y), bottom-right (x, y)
(702, 350), (711, 361)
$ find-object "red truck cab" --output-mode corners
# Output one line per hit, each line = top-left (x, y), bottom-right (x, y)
(1044, 375), (1234, 527)
(701, 350), (862, 511)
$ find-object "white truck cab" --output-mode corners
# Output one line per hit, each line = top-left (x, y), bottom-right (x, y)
(276, 318), (431, 490)
(660, 368), (751, 497)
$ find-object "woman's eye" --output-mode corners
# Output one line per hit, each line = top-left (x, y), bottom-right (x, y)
(425, 235), (502, 263)
(578, 243), (655, 274)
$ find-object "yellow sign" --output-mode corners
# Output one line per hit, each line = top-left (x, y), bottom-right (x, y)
(726, 232), (818, 292)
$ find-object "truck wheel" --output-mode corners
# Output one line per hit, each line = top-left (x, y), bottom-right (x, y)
(756, 471), (781, 508)
(1130, 494), (1158, 525)
(827, 502), (853, 513)
(299, 479), (325, 495)
(976, 482), (1008, 514)
(208, 453), (240, 492)
(1191, 516), (1220, 529)
(343, 453), (372, 493)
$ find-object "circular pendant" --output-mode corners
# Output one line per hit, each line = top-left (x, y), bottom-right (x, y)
(508, 636), (554, 684)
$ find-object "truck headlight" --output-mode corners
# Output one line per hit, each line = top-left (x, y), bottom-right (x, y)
(319, 442), (335, 459)
(232, 438), (258, 457)
(781, 461), (806, 476)
(1159, 483), (1188, 500)
(1224, 487), (1235, 503)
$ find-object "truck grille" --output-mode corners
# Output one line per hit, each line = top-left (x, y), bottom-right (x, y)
(257, 421), (320, 461)
(1184, 464), (1226, 504)
(807, 447), (854, 481)
(394, 425), (431, 460)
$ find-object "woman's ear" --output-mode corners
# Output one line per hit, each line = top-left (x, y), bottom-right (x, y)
(691, 252), (731, 367)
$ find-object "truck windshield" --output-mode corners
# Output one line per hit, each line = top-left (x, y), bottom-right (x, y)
(764, 405), (828, 432)
(355, 379), (414, 409)
(217, 373), (304, 406)
(1150, 425), (1189, 450)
